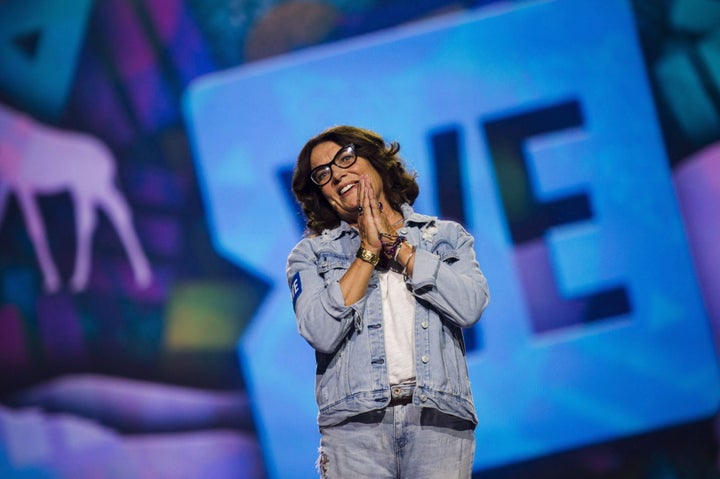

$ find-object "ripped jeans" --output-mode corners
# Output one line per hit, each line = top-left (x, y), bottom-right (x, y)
(316, 403), (475, 479)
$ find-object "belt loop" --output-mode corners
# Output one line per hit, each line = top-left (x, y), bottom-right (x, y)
(388, 381), (416, 407)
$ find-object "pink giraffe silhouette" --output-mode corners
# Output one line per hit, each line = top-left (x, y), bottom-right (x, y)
(0, 103), (152, 292)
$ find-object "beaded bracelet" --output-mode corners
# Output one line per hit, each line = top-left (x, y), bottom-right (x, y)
(382, 235), (406, 260)
(378, 232), (398, 241)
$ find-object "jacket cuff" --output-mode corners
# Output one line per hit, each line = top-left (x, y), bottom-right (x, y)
(408, 249), (438, 293)
(325, 278), (367, 313)
(326, 279), (367, 331)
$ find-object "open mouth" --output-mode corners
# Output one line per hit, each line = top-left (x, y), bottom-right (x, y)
(338, 182), (358, 196)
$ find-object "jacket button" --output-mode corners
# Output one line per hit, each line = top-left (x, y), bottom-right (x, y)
(421, 355), (429, 363)
(420, 394), (428, 402)
(421, 321), (429, 329)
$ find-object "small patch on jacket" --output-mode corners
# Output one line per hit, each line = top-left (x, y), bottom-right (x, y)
(291, 272), (302, 309)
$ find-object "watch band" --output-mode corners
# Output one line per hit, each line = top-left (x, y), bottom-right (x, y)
(356, 247), (380, 267)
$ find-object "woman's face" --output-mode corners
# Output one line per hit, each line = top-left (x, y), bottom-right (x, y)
(310, 141), (386, 223)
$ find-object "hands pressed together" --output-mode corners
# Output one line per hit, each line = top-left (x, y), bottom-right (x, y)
(356, 175), (393, 256)
(355, 176), (415, 274)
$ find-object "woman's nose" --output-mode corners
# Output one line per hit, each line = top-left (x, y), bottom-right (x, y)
(331, 167), (346, 184)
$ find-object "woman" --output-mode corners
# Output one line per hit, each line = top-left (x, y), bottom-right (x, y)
(287, 125), (490, 478)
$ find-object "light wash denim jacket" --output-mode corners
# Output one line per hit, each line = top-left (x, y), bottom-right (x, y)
(287, 204), (490, 427)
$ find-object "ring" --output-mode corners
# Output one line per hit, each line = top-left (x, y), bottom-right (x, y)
(357, 206), (364, 215)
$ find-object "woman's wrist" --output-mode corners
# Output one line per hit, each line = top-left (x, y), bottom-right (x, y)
(356, 247), (380, 267)
(396, 241), (414, 267)
(360, 239), (382, 254)
(380, 234), (406, 260)
(398, 243), (416, 277)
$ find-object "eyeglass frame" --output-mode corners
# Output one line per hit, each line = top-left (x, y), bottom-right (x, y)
(309, 143), (357, 186)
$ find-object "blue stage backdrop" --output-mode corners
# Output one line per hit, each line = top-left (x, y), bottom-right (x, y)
(185, 0), (720, 477)
(1, 0), (720, 478)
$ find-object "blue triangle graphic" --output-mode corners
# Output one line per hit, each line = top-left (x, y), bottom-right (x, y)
(0, 0), (93, 120)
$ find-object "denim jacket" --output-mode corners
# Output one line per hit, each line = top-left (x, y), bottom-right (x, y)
(287, 204), (490, 427)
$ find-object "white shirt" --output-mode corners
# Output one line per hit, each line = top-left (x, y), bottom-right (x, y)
(378, 269), (417, 385)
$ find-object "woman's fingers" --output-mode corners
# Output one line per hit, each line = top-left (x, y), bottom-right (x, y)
(358, 177), (371, 243)
(366, 180), (392, 234)
(361, 177), (382, 251)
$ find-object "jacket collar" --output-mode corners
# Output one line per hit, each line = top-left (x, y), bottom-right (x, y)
(400, 203), (436, 227)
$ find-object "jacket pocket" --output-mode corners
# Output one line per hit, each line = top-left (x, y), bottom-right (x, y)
(316, 252), (351, 285)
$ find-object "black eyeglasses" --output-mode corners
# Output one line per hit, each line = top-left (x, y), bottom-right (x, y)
(310, 144), (357, 186)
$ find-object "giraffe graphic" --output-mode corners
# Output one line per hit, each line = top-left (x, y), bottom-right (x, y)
(0, 103), (152, 292)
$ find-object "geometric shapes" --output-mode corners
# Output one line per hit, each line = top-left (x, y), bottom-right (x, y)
(429, 127), (468, 225)
(244, 2), (340, 61)
(483, 99), (633, 333)
(670, 0), (720, 34)
(483, 100), (591, 244)
(0, 400), (265, 478)
(0, 305), (29, 372)
(136, 214), (183, 257)
(0, 0), (93, 120)
(654, 44), (720, 145)
(11, 31), (41, 60)
(0, 406), (51, 467)
(674, 141), (720, 345)
(165, 281), (257, 351)
(514, 239), (630, 334)
(36, 294), (87, 365)
(1, 267), (37, 318)
(13, 374), (253, 433)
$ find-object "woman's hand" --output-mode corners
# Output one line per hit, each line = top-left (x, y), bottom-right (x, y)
(356, 175), (392, 254)
(339, 175), (390, 305)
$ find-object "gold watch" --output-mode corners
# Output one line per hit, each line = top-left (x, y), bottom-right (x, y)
(356, 247), (380, 267)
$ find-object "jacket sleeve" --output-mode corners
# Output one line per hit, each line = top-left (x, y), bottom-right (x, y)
(286, 240), (365, 354)
(408, 223), (490, 328)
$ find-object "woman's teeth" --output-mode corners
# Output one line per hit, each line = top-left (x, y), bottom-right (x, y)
(340, 183), (356, 195)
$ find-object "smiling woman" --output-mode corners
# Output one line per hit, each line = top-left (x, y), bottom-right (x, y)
(291, 125), (419, 236)
(309, 141), (393, 228)
(286, 125), (490, 478)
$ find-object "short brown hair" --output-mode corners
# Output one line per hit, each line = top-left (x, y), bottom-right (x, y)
(292, 126), (419, 235)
